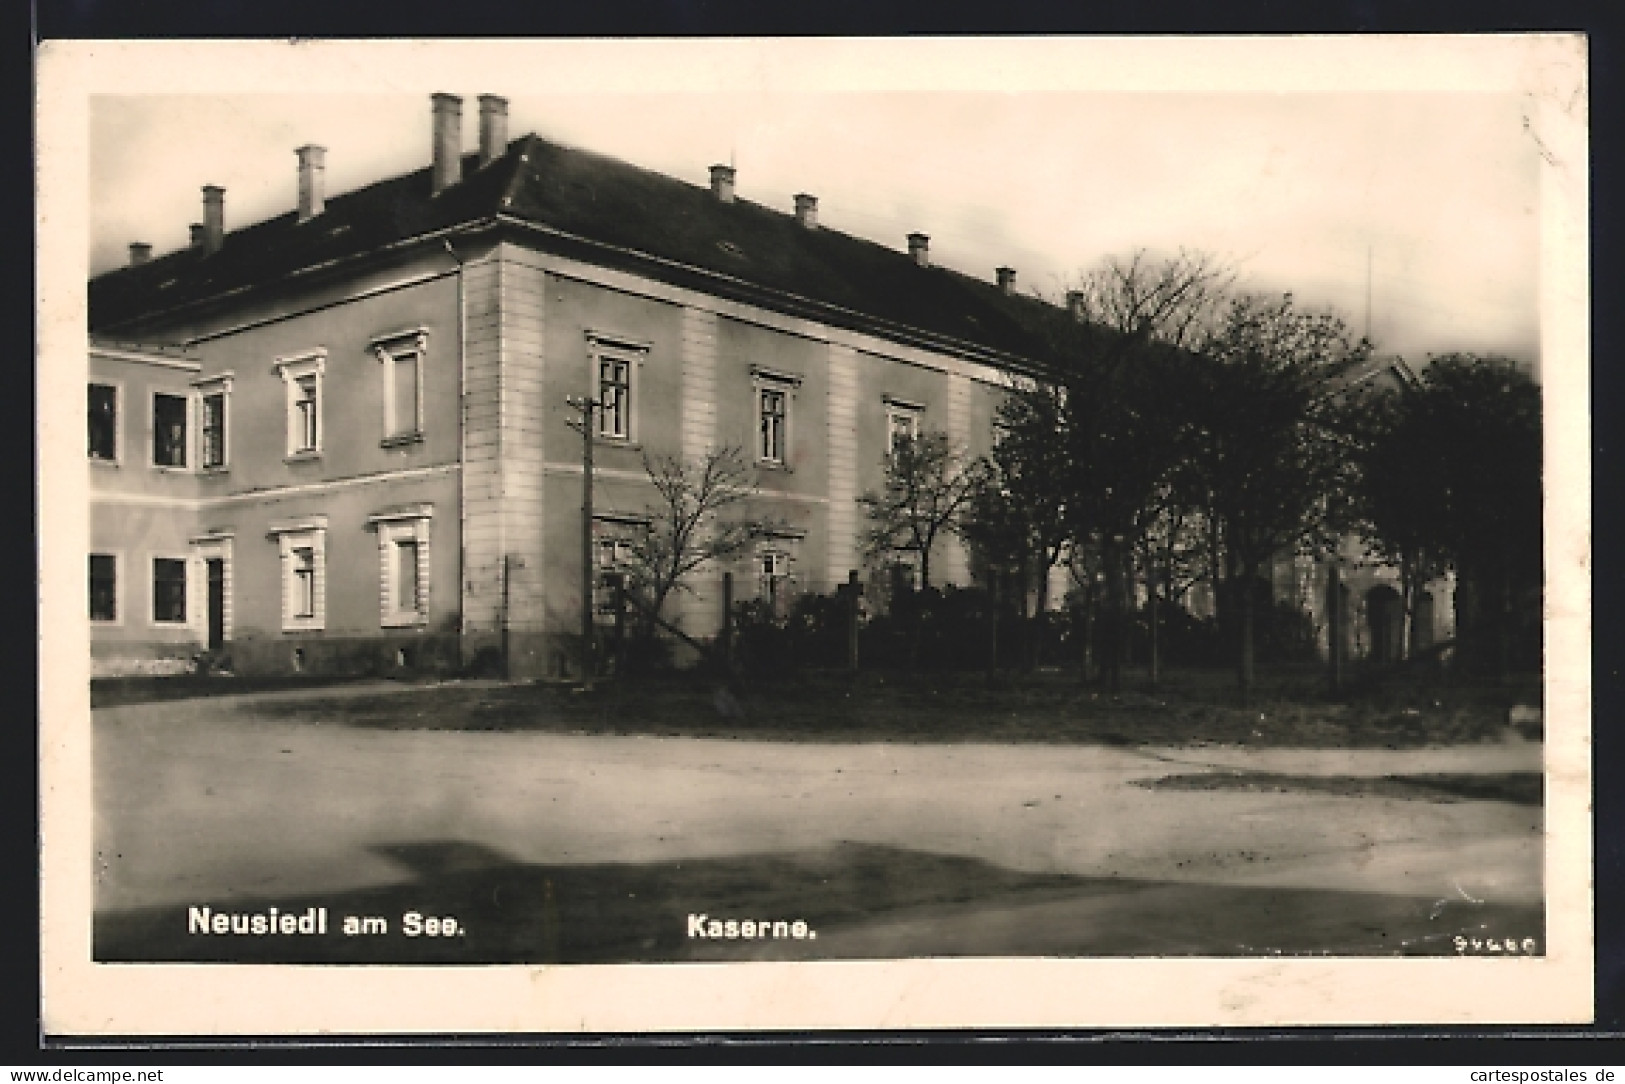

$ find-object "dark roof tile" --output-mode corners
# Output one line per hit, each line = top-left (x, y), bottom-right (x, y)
(90, 133), (1072, 365)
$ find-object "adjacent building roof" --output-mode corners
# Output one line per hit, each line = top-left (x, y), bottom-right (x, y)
(88, 133), (1073, 367)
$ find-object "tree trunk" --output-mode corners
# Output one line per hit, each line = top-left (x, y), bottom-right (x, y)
(1238, 566), (1256, 704)
(1148, 540), (1160, 690)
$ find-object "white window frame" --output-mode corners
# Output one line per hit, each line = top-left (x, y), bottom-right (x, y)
(150, 388), (193, 471)
(273, 349), (327, 459)
(591, 512), (648, 621)
(269, 517), (328, 632)
(88, 380), (122, 465)
(586, 332), (649, 444)
(192, 373), (233, 471)
(754, 529), (805, 612)
(89, 551), (121, 626)
(750, 366), (802, 468)
(368, 505), (433, 628)
(150, 553), (190, 628)
(883, 395), (924, 454)
(371, 329), (428, 446)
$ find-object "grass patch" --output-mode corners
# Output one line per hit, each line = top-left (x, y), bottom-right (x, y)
(92, 673), (382, 709)
(1133, 771), (1542, 806)
(235, 668), (1531, 748)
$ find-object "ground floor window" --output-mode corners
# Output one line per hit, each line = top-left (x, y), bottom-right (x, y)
(369, 507), (432, 628)
(152, 557), (187, 624)
(271, 521), (327, 631)
(89, 553), (116, 622)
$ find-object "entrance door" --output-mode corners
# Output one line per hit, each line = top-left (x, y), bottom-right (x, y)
(206, 558), (225, 651)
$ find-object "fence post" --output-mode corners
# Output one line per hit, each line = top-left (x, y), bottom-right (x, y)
(1327, 561), (1343, 694)
(612, 575), (627, 680)
(720, 571), (734, 669)
(987, 571), (1000, 677)
(846, 568), (861, 672)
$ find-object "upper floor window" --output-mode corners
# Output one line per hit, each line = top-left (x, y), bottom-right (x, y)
(885, 397), (923, 453)
(273, 349), (327, 459)
(751, 366), (802, 467)
(89, 553), (117, 623)
(152, 557), (188, 625)
(586, 332), (648, 443)
(152, 393), (189, 468)
(599, 356), (632, 440)
(372, 330), (427, 445)
(193, 374), (233, 470)
(88, 383), (118, 462)
(759, 386), (787, 463)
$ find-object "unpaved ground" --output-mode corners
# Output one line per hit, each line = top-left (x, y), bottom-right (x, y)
(92, 694), (1543, 960)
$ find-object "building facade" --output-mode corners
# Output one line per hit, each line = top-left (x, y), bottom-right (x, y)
(88, 94), (1041, 678)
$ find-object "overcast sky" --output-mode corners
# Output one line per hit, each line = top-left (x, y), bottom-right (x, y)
(86, 42), (1549, 367)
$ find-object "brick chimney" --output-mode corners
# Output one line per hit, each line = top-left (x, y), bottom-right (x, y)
(907, 232), (930, 268)
(128, 242), (152, 266)
(189, 223), (205, 249)
(431, 93), (463, 195)
(996, 267), (1016, 295)
(793, 193), (818, 229)
(1065, 289), (1086, 321)
(201, 185), (225, 255)
(709, 164), (736, 203)
(477, 95), (509, 168)
(296, 145), (326, 222)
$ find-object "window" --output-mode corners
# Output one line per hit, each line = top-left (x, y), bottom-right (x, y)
(273, 350), (327, 458)
(885, 399), (923, 453)
(591, 514), (647, 621)
(294, 377), (318, 450)
(291, 548), (316, 618)
(192, 374), (232, 470)
(754, 532), (804, 617)
(749, 366), (802, 468)
(760, 548), (792, 602)
(200, 392), (226, 467)
(89, 554), (117, 622)
(152, 557), (187, 624)
(369, 507), (431, 627)
(88, 383), (117, 461)
(598, 356), (632, 440)
(271, 518), (327, 631)
(372, 330), (427, 444)
(152, 393), (188, 467)
(585, 333), (648, 443)
(759, 386), (787, 464)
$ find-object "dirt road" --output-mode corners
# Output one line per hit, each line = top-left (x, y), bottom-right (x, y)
(92, 695), (1543, 960)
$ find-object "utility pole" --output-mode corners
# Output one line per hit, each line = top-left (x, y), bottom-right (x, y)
(565, 394), (601, 683)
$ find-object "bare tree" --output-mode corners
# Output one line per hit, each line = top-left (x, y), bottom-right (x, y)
(630, 446), (776, 628)
(1069, 247), (1235, 351)
(859, 430), (986, 590)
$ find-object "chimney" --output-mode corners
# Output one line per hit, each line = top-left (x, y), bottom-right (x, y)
(1065, 289), (1086, 321)
(793, 193), (818, 230)
(907, 232), (930, 268)
(996, 267), (1017, 295)
(431, 93), (463, 195)
(295, 144), (326, 222)
(709, 164), (736, 204)
(201, 185), (225, 255)
(478, 95), (509, 168)
(128, 242), (152, 267)
(189, 223), (205, 249)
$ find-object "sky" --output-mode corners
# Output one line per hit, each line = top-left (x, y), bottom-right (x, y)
(86, 42), (1550, 368)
